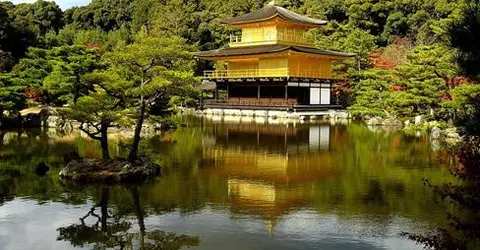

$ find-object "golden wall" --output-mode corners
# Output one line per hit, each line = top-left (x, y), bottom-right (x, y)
(224, 55), (333, 78)
(288, 56), (332, 78)
(259, 58), (288, 70)
(233, 18), (314, 47)
(241, 26), (278, 44)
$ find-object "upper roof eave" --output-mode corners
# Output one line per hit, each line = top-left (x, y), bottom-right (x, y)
(220, 5), (328, 28)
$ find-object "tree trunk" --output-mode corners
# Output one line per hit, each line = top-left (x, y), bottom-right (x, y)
(0, 108), (3, 126)
(100, 121), (110, 160)
(100, 187), (110, 232)
(0, 130), (5, 148)
(130, 187), (145, 239)
(73, 74), (81, 103)
(128, 99), (146, 163)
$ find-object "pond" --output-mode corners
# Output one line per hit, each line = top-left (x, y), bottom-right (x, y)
(0, 116), (454, 250)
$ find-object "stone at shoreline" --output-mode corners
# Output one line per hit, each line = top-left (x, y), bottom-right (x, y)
(46, 115), (61, 128)
(415, 115), (423, 126)
(366, 116), (383, 126)
(431, 127), (442, 139)
(381, 117), (403, 127)
(59, 158), (161, 183)
(328, 110), (350, 120)
(366, 116), (403, 127)
(444, 127), (461, 138)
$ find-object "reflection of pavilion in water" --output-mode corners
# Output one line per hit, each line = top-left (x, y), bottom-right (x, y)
(209, 121), (331, 155)
(203, 121), (339, 234)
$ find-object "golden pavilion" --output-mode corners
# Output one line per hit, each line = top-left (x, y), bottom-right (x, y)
(194, 3), (354, 112)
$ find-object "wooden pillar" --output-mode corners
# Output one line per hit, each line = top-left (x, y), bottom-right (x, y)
(257, 84), (261, 104)
(226, 83), (230, 100)
(285, 84), (288, 102)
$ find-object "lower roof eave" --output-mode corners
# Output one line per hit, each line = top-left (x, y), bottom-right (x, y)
(193, 44), (356, 60)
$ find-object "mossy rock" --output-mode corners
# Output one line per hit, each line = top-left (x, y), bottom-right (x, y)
(59, 158), (161, 183)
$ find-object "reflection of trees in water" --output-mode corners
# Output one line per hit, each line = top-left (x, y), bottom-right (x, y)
(57, 186), (200, 250)
(0, 129), (78, 206)
(404, 137), (480, 249)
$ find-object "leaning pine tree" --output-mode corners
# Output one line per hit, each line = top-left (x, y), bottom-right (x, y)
(103, 33), (195, 163)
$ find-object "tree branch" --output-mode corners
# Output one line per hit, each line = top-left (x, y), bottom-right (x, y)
(79, 122), (101, 140)
(96, 82), (124, 101)
(144, 59), (155, 72)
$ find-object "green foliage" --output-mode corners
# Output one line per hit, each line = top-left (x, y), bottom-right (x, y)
(315, 23), (377, 69)
(394, 45), (459, 115)
(0, 0), (63, 59)
(348, 68), (395, 118)
(43, 45), (106, 103)
(65, 89), (131, 127)
(10, 0), (63, 37)
(103, 34), (195, 104)
(449, 0), (480, 78)
(444, 84), (480, 134)
(9, 45), (105, 105)
(0, 73), (26, 115)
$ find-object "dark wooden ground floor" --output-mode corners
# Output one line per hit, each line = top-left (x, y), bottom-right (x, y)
(201, 78), (342, 111)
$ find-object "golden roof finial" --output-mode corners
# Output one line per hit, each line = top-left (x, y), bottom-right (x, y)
(267, 0), (276, 6)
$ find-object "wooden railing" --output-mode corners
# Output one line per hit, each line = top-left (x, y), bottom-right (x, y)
(204, 68), (334, 79)
(229, 32), (315, 47)
(204, 68), (289, 78)
(277, 32), (314, 46)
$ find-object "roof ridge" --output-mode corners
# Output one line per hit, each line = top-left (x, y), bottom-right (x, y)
(220, 5), (327, 27)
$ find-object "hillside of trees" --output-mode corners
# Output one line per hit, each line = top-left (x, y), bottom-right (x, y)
(0, 0), (479, 132)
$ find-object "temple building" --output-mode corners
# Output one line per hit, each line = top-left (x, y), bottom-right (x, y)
(194, 3), (354, 115)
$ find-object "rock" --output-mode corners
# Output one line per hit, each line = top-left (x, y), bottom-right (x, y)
(445, 137), (462, 146)
(431, 127), (442, 139)
(444, 127), (461, 139)
(46, 115), (61, 128)
(327, 111), (337, 119)
(366, 116), (383, 126)
(336, 111), (350, 120)
(415, 115), (423, 126)
(59, 158), (161, 183)
(35, 162), (50, 176)
(381, 117), (403, 127)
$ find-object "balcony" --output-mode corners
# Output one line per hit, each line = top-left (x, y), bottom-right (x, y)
(277, 32), (315, 47)
(229, 31), (315, 47)
(203, 68), (334, 79)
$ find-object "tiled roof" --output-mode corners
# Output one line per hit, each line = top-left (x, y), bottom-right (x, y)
(220, 5), (328, 27)
(193, 44), (355, 58)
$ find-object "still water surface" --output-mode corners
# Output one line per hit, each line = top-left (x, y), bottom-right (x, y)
(0, 117), (453, 250)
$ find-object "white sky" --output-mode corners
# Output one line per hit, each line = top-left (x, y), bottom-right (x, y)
(5, 0), (91, 9)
